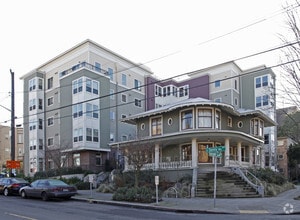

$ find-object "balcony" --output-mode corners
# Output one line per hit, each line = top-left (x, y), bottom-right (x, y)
(59, 62), (109, 78)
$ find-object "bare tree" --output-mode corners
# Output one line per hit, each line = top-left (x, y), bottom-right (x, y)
(121, 141), (153, 187)
(278, 1), (300, 108)
(45, 141), (73, 177)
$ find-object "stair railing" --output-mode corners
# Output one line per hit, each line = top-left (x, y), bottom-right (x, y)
(231, 167), (264, 197)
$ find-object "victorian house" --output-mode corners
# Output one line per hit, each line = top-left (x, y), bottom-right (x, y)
(111, 98), (276, 182)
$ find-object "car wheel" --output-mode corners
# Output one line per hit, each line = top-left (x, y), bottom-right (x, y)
(20, 190), (27, 199)
(3, 188), (9, 196)
(41, 192), (49, 201)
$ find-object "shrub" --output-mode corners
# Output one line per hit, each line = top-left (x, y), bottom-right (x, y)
(75, 181), (90, 190)
(249, 168), (287, 185)
(113, 186), (154, 203)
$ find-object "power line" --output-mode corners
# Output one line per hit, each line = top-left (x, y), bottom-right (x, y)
(15, 58), (300, 127)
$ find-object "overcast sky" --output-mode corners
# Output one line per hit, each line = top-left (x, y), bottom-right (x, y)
(0, 0), (296, 125)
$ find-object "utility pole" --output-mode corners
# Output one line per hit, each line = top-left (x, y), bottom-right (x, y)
(10, 69), (15, 161)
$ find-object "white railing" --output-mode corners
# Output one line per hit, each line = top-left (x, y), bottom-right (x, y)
(231, 167), (264, 197)
(125, 160), (192, 171)
(159, 160), (192, 169)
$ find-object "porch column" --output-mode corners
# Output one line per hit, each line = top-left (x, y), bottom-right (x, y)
(249, 145), (253, 166)
(260, 146), (265, 168)
(225, 138), (230, 166)
(154, 143), (160, 170)
(191, 138), (198, 168)
(237, 142), (242, 164)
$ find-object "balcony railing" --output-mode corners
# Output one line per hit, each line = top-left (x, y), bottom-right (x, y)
(59, 62), (109, 78)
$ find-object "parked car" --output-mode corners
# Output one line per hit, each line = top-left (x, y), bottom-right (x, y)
(19, 179), (77, 201)
(0, 177), (30, 196)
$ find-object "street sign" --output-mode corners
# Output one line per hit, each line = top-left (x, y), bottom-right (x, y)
(6, 160), (21, 169)
(206, 146), (225, 158)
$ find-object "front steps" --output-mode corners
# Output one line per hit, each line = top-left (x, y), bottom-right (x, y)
(196, 166), (260, 198)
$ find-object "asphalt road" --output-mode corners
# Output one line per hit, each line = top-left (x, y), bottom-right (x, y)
(0, 195), (299, 220)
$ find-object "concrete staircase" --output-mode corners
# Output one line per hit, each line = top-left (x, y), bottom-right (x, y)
(196, 166), (260, 198)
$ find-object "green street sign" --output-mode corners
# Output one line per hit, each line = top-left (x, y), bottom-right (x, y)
(206, 146), (226, 154)
(208, 152), (222, 158)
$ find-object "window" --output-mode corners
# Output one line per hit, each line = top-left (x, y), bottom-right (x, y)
(73, 78), (83, 94)
(29, 120), (36, 130)
(256, 96), (262, 107)
(86, 103), (92, 117)
(198, 109), (212, 128)
(47, 138), (54, 146)
(110, 89), (115, 100)
(47, 117), (54, 126)
(93, 129), (99, 142)
(29, 99), (36, 111)
(96, 153), (102, 166)
(181, 109), (193, 130)
(93, 81), (99, 95)
(86, 79), (92, 92)
(74, 129), (78, 142)
(135, 99), (141, 107)
(179, 85), (189, 97)
(215, 110), (221, 129)
(73, 104), (83, 118)
(73, 153), (80, 166)
(108, 68), (113, 81)
(122, 74), (127, 86)
(93, 105), (99, 118)
(181, 145), (191, 161)
(250, 118), (264, 136)
(255, 77), (261, 88)
(110, 133), (114, 142)
(264, 134), (269, 144)
(234, 97), (238, 106)
(86, 128), (92, 141)
(215, 80), (221, 87)
(47, 77), (53, 89)
(38, 99), (43, 110)
(29, 78), (36, 91)
(95, 62), (101, 72)
(39, 139), (43, 150)
(234, 79), (237, 90)
(39, 119), (43, 129)
(227, 117), (232, 127)
(155, 85), (162, 96)
(263, 95), (269, 106)
(121, 94), (127, 102)
(151, 117), (162, 136)
(262, 76), (268, 86)
(110, 111), (115, 120)
(134, 79), (141, 91)
(47, 97), (54, 106)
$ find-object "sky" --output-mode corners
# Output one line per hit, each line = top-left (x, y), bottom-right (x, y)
(0, 0), (297, 126)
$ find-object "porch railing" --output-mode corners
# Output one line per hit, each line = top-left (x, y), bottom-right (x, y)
(126, 160), (192, 171)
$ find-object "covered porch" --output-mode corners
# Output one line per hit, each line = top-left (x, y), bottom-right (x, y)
(121, 130), (265, 171)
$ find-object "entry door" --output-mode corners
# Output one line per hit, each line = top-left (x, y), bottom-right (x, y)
(198, 144), (213, 163)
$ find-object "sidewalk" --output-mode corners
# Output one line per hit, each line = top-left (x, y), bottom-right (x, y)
(73, 186), (300, 215)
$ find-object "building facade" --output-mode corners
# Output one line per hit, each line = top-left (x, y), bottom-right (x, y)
(112, 98), (276, 181)
(20, 39), (153, 176)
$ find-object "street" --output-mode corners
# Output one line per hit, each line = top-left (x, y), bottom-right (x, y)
(0, 196), (299, 220)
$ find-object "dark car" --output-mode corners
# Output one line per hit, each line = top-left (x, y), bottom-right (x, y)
(19, 179), (77, 201)
(0, 177), (30, 196)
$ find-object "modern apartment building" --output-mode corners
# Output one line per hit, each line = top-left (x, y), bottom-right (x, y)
(20, 39), (153, 176)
